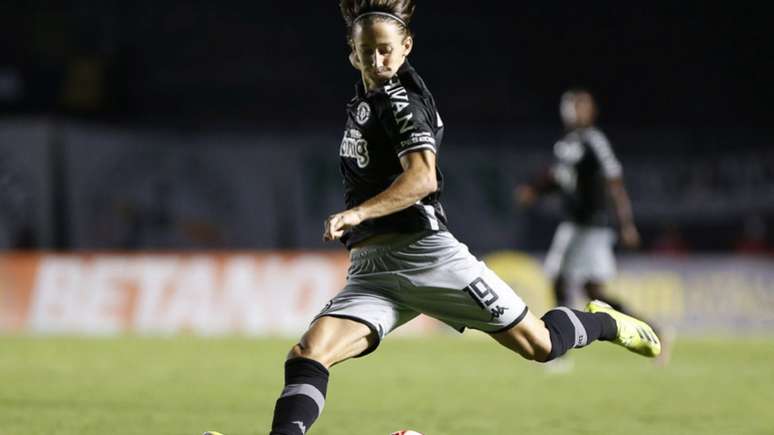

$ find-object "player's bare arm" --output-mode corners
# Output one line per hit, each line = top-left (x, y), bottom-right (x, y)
(324, 150), (437, 241)
(608, 177), (641, 249)
(515, 168), (558, 207)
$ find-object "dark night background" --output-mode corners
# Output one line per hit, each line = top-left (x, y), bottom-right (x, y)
(0, 1), (772, 252)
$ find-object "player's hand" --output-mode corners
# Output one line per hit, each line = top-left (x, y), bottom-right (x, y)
(324, 209), (363, 241)
(620, 223), (641, 250)
(515, 185), (537, 208)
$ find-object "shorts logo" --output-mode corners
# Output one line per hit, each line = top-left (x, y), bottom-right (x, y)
(339, 129), (370, 168)
(355, 101), (371, 125)
(489, 305), (508, 320)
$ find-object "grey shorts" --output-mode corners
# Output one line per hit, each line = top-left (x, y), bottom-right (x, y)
(314, 231), (528, 355)
(544, 221), (617, 283)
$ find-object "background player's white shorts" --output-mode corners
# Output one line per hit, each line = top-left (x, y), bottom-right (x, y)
(544, 221), (617, 283)
(315, 231), (528, 355)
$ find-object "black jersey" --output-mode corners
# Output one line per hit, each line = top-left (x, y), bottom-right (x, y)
(551, 127), (622, 227)
(338, 61), (447, 248)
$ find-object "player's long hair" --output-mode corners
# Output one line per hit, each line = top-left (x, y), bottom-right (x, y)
(340, 0), (416, 42)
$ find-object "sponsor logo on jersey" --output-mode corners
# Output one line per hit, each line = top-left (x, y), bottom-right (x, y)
(554, 139), (585, 163)
(384, 78), (415, 134)
(400, 132), (436, 148)
(553, 139), (583, 192)
(339, 129), (370, 168)
(355, 101), (371, 125)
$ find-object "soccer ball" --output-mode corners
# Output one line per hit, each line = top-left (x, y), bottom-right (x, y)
(391, 431), (423, 435)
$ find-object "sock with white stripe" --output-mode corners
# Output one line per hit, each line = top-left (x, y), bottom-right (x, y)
(541, 307), (617, 361)
(270, 357), (329, 435)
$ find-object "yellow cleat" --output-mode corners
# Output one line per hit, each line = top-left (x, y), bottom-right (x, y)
(587, 300), (661, 358)
(203, 432), (224, 435)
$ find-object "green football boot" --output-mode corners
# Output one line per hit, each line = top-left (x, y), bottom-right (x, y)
(587, 300), (661, 358)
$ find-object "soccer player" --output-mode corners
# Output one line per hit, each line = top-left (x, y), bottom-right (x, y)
(516, 89), (645, 328)
(260, 3), (660, 435)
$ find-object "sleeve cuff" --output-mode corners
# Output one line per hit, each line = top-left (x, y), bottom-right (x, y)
(397, 144), (436, 158)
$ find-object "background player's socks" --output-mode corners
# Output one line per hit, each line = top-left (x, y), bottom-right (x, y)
(541, 307), (617, 361)
(270, 357), (329, 435)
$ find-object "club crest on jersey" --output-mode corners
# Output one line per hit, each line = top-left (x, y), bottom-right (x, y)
(340, 128), (370, 168)
(355, 101), (371, 125)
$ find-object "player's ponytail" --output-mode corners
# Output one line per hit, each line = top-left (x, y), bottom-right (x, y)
(340, 0), (416, 42)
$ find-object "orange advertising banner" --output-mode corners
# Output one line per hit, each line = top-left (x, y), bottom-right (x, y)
(2, 252), (773, 336)
(0, 252), (352, 335)
(0, 252), (446, 336)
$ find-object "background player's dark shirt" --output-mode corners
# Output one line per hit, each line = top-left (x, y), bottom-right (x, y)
(551, 127), (622, 227)
(338, 61), (447, 249)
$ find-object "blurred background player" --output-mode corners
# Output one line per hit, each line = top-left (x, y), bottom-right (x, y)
(515, 89), (656, 347)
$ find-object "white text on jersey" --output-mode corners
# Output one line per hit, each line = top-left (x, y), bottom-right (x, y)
(384, 78), (415, 134)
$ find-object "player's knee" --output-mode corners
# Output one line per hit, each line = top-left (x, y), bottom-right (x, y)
(287, 342), (332, 368)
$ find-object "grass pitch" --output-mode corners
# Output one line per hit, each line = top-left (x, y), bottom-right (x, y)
(1, 335), (772, 435)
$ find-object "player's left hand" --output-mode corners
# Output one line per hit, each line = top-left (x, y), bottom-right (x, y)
(324, 209), (363, 241)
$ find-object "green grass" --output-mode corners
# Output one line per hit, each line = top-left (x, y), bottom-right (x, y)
(1, 335), (772, 435)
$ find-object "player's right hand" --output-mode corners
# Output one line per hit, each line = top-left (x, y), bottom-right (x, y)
(515, 185), (537, 207)
(324, 209), (363, 242)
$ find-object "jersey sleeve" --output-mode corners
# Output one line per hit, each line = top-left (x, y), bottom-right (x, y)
(585, 128), (623, 179)
(381, 85), (439, 158)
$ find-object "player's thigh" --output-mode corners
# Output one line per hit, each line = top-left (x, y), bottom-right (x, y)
(397, 233), (528, 333)
(290, 316), (377, 368)
(489, 309), (552, 362)
(569, 226), (616, 283)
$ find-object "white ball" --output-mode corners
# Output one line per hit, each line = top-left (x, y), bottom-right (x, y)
(391, 431), (423, 435)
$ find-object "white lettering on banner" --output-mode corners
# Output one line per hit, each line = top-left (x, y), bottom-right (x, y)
(218, 256), (265, 334)
(262, 255), (341, 335)
(82, 258), (132, 334)
(133, 257), (179, 332)
(28, 258), (84, 333)
(17, 254), (774, 336)
(25, 254), (348, 336)
(158, 257), (217, 334)
(28, 257), (133, 334)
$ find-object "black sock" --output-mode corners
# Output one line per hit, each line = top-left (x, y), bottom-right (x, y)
(541, 307), (617, 361)
(270, 357), (329, 435)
